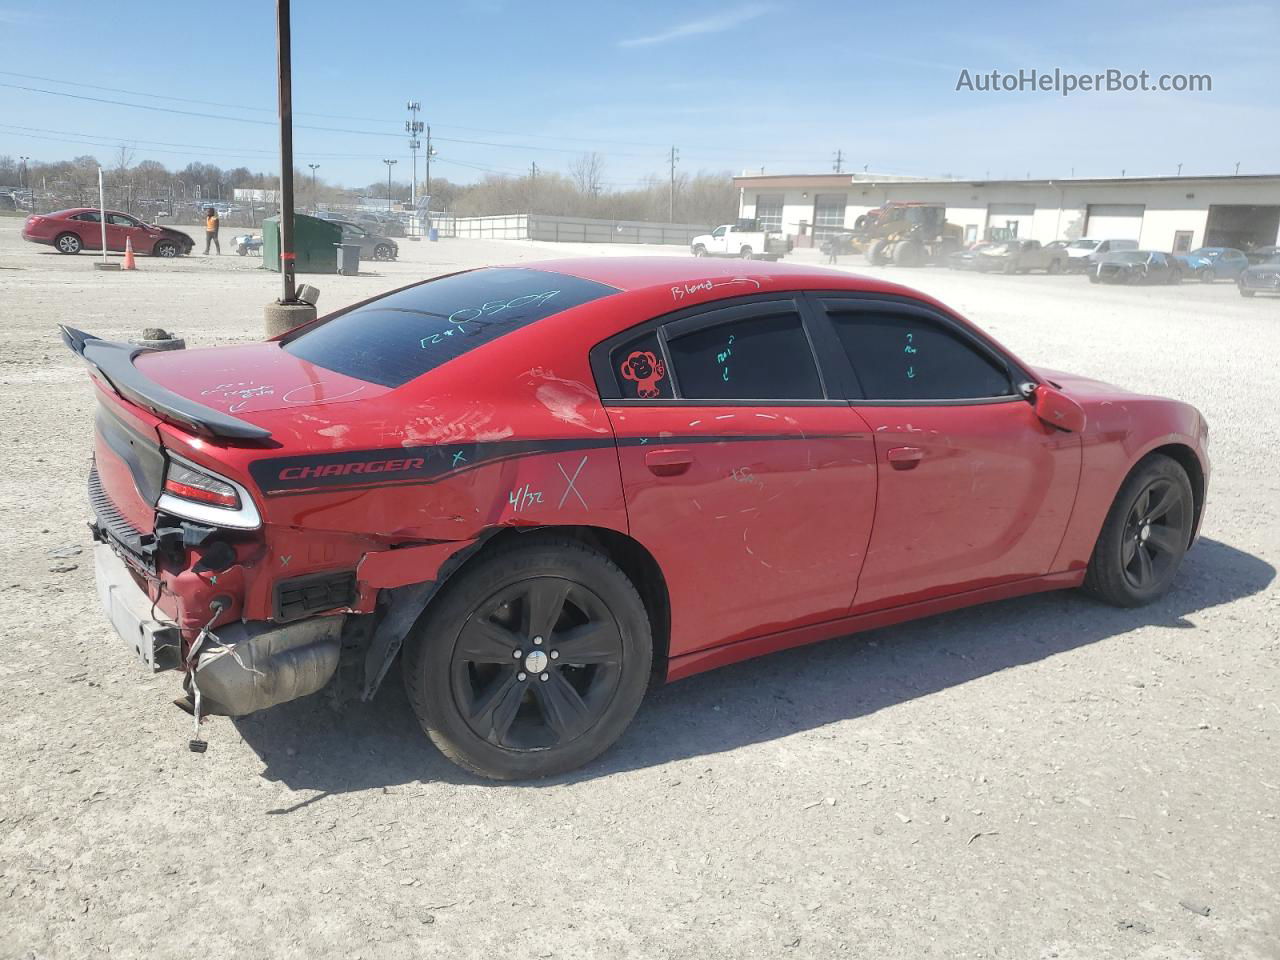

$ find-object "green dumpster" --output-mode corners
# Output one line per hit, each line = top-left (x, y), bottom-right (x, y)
(261, 214), (342, 274)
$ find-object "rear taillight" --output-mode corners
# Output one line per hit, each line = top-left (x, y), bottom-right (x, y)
(164, 461), (240, 509)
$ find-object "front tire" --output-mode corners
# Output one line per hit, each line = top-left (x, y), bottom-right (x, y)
(154, 240), (178, 258)
(1083, 454), (1195, 607)
(403, 537), (653, 780)
(374, 244), (393, 261)
(1198, 266), (1215, 283)
(1240, 288), (1255, 297)
(55, 232), (82, 255)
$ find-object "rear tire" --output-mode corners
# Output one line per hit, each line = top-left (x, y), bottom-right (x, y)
(893, 240), (924, 267)
(739, 245), (753, 260)
(55, 232), (82, 255)
(1047, 258), (1062, 275)
(867, 239), (889, 265)
(1083, 454), (1195, 607)
(1198, 266), (1215, 283)
(1240, 288), (1255, 297)
(403, 537), (653, 780)
(692, 245), (707, 257)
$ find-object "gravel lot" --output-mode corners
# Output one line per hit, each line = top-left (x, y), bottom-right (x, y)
(1, 218), (1277, 960)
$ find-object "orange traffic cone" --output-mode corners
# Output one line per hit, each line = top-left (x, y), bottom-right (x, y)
(123, 237), (137, 271)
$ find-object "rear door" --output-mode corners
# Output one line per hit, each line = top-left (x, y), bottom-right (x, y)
(594, 295), (877, 660)
(809, 295), (1081, 612)
(70, 211), (103, 249)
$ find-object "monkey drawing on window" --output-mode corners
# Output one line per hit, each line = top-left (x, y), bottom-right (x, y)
(620, 350), (666, 398)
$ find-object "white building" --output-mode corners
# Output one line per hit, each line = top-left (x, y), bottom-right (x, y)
(734, 172), (1280, 253)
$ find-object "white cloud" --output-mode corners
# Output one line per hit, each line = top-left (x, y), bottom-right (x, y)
(618, 3), (773, 48)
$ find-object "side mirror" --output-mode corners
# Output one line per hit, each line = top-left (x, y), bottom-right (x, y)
(1029, 383), (1086, 433)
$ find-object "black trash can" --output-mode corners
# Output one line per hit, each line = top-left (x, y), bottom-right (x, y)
(335, 242), (361, 276)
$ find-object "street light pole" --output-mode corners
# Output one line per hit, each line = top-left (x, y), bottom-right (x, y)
(383, 159), (397, 212)
(19, 156), (30, 211)
(308, 163), (320, 213)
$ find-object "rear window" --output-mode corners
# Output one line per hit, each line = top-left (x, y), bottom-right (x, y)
(282, 267), (617, 387)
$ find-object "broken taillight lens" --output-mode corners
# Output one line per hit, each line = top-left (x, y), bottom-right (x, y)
(164, 462), (240, 509)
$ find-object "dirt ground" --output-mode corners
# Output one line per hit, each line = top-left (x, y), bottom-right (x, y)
(1, 220), (1277, 960)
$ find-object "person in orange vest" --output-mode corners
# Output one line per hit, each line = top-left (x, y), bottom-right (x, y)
(204, 207), (220, 255)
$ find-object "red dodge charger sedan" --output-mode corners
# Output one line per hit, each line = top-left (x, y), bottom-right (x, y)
(66, 258), (1209, 778)
(24, 207), (194, 257)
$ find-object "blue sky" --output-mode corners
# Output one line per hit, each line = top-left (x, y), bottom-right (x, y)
(1, 0), (1276, 188)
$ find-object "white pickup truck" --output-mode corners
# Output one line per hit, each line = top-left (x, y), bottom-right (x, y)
(691, 222), (790, 260)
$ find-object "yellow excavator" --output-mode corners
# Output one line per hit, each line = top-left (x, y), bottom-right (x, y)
(852, 202), (964, 267)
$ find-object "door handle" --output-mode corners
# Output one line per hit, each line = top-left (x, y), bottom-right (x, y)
(887, 446), (924, 470)
(645, 448), (693, 477)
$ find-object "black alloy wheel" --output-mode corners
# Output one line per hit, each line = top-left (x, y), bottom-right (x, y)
(1084, 454), (1195, 607)
(1120, 477), (1190, 591)
(403, 537), (652, 779)
(450, 576), (624, 752)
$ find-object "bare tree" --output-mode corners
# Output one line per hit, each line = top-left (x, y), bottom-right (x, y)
(569, 152), (605, 198)
(113, 144), (136, 173)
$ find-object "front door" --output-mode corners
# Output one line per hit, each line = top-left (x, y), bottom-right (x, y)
(812, 295), (1081, 612)
(597, 296), (878, 659)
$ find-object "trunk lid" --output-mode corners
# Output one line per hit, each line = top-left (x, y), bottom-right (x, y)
(134, 341), (385, 419)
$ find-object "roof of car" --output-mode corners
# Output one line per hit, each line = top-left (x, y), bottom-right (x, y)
(510, 256), (922, 298)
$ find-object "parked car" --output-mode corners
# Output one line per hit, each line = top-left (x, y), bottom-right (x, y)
(975, 239), (1069, 274)
(1244, 244), (1280, 265)
(1090, 250), (1182, 284)
(1180, 247), (1249, 282)
(1237, 254), (1280, 297)
(67, 258), (1209, 779)
(1065, 238), (1138, 272)
(691, 222), (790, 260)
(331, 219), (399, 261)
(946, 242), (998, 270)
(22, 208), (195, 257)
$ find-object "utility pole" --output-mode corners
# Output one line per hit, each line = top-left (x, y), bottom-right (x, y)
(529, 161), (538, 212)
(1176, 162), (1183, 176)
(262, 0), (313, 352)
(19, 156), (30, 211)
(383, 159), (397, 212)
(832, 149), (844, 173)
(669, 146), (679, 222)
(276, 0), (296, 303)
(406, 100), (423, 209)
(307, 163), (319, 212)
(1234, 161), (1241, 175)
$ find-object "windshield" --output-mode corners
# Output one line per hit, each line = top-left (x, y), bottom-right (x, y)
(1189, 248), (1220, 259)
(282, 268), (617, 388)
(1108, 252), (1148, 264)
(1067, 240), (1098, 250)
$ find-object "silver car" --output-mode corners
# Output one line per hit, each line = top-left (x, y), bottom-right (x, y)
(332, 219), (399, 261)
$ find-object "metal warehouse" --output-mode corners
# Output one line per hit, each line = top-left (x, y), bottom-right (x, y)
(734, 172), (1280, 254)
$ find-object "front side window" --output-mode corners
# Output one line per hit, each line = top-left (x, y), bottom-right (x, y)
(284, 267), (617, 388)
(666, 311), (822, 401)
(711, 226), (726, 238)
(829, 311), (1014, 402)
(109, 214), (136, 227)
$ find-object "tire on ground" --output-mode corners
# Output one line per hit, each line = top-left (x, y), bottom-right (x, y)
(1083, 453), (1195, 608)
(402, 536), (653, 780)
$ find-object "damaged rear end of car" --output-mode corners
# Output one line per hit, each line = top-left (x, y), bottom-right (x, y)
(65, 324), (366, 747)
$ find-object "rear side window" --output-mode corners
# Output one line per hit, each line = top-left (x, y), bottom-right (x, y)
(666, 311), (822, 400)
(610, 331), (673, 399)
(283, 268), (617, 387)
(830, 311), (1013, 401)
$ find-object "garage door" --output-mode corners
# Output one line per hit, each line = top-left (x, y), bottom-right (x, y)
(1204, 205), (1280, 249)
(755, 194), (783, 234)
(812, 194), (847, 243)
(1085, 204), (1144, 240)
(986, 203), (1035, 240)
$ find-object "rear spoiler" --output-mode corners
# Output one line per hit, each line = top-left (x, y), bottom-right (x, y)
(59, 325), (272, 441)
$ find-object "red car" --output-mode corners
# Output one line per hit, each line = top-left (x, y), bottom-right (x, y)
(23, 207), (194, 257)
(66, 259), (1209, 778)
